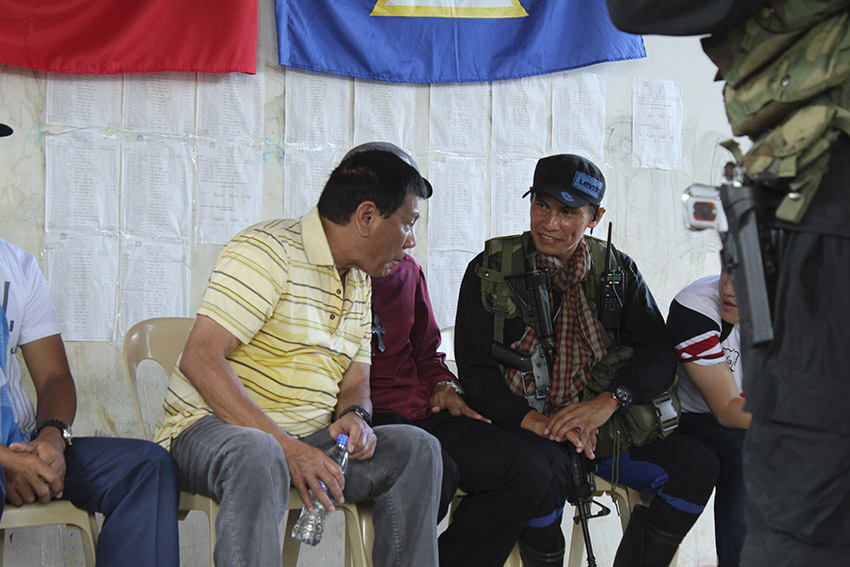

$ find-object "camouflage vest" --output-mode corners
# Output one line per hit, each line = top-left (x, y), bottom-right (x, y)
(476, 233), (616, 350)
(703, 0), (850, 222)
(476, 234), (680, 459)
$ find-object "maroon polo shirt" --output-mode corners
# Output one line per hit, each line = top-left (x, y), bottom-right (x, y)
(370, 254), (458, 421)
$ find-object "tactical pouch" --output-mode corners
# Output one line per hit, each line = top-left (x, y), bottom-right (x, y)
(592, 388), (681, 461)
(584, 346), (682, 460)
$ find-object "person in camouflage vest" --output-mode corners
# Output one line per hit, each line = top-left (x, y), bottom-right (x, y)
(456, 154), (718, 567)
(606, 2), (850, 566)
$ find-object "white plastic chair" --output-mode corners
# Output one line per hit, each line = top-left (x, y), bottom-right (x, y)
(123, 317), (218, 566)
(282, 495), (370, 567)
(566, 476), (657, 566)
(124, 317), (372, 567)
(0, 500), (98, 566)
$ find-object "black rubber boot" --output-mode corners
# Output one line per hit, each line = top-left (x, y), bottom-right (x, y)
(612, 505), (683, 567)
(518, 541), (565, 567)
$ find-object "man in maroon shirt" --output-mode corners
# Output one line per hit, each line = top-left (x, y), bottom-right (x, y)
(351, 142), (573, 567)
(370, 253), (479, 520)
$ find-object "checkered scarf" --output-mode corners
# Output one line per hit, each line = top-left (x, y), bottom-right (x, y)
(503, 239), (608, 414)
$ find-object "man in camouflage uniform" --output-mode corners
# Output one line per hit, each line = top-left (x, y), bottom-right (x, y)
(606, 2), (850, 566)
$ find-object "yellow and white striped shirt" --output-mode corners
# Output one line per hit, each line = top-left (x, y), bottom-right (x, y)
(154, 207), (372, 448)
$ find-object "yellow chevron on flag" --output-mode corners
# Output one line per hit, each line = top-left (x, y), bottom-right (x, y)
(371, 0), (528, 18)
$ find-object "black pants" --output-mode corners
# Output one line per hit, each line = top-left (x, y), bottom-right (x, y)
(403, 411), (718, 567)
(595, 432), (719, 536)
(679, 413), (746, 566)
(416, 413), (562, 567)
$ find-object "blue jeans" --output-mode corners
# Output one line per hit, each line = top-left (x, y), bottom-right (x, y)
(0, 437), (181, 567)
(679, 412), (747, 567)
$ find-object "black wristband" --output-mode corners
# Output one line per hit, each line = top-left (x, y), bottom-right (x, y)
(34, 419), (73, 447)
(338, 405), (373, 426)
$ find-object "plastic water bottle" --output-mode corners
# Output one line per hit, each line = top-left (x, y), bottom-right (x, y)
(290, 433), (350, 546)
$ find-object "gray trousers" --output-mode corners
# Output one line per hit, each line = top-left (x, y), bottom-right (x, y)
(171, 415), (442, 567)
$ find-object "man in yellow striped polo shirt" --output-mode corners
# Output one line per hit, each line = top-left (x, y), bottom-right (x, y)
(154, 149), (442, 567)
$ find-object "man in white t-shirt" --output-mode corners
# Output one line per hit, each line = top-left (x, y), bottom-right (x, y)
(0, 234), (181, 565)
(667, 272), (750, 567)
(0, 122), (180, 566)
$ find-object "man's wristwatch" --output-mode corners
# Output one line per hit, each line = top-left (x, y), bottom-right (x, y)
(34, 419), (73, 447)
(611, 385), (633, 413)
(339, 405), (373, 427)
(436, 380), (465, 398)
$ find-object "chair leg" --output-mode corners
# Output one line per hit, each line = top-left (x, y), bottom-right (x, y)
(339, 505), (369, 567)
(207, 505), (218, 567)
(0, 528), (5, 567)
(615, 491), (633, 533)
(504, 543), (522, 567)
(357, 501), (374, 566)
(67, 520), (98, 567)
(280, 506), (369, 567)
(282, 511), (301, 567)
(87, 512), (99, 546)
(344, 530), (352, 567)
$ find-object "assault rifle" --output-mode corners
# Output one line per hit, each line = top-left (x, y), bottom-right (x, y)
(682, 162), (776, 346)
(491, 269), (610, 567)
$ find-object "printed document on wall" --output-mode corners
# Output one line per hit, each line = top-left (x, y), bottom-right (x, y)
(45, 130), (120, 233)
(427, 155), (487, 251)
(285, 69), (351, 149)
(491, 157), (536, 239)
(197, 64), (264, 140)
(632, 78), (683, 170)
(282, 147), (342, 219)
(119, 235), (190, 336)
(492, 75), (548, 158)
(121, 136), (192, 240)
(430, 82), (490, 155)
(552, 73), (605, 165)
(196, 142), (263, 245)
(46, 74), (122, 129)
(123, 73), (196, 136)
(427, 250), (477, 331)
(353, 80), (418, 152)
(44, 231), (119, 341)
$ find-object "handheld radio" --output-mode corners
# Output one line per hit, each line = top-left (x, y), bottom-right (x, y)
(599, 222), (624, 330)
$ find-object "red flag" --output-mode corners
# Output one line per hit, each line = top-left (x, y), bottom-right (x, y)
(0, 0), (257, 74)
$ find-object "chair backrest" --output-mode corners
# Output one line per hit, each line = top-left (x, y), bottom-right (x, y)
(123, 317), (194, 440)
(439, 326), (457, 377)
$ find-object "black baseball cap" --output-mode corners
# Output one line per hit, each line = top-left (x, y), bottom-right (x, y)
(527, 154), (605, 208)
(0, 123), (12, 138)
(343, 141), (432, 198)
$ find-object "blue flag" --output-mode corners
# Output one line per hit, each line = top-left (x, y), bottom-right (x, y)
(275, 0), (645, 84)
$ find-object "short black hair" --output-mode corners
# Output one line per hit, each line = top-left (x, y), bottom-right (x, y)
(317, 150), (430, 225)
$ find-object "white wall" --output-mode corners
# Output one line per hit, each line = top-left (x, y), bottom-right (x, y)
(0, 1), (730, 564)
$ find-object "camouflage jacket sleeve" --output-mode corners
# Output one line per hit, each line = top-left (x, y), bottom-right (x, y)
(605, 0), (763, 36)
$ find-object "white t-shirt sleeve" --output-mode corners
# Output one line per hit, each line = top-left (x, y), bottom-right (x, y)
(668, 275), (725, 367)
(15, 248), (61, 346)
